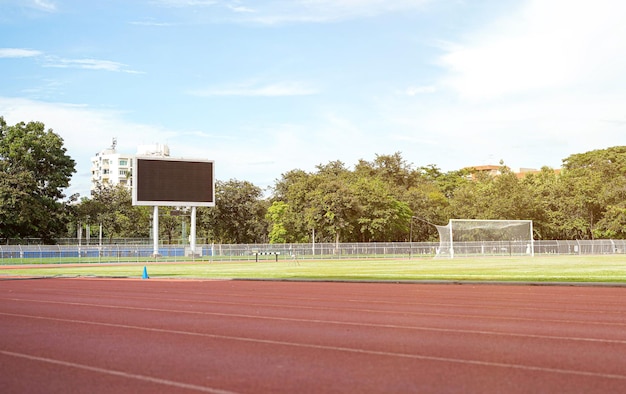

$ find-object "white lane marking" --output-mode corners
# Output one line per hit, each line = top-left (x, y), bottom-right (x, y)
(0, 350), (238, 394)
(4, 292), (626, 330)
(2, 298), (626, 345)
(2, 312), (626, 381)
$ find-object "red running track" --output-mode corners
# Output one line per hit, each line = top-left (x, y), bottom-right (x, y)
(1, 278), (626, 393)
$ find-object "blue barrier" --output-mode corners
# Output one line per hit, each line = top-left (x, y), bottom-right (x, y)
(2, 244), (213, 263)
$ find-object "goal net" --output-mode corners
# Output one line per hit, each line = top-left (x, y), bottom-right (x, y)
(435, 219), (534, 258)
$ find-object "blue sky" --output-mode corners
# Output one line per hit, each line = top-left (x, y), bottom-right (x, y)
(2, 0), (626, 198)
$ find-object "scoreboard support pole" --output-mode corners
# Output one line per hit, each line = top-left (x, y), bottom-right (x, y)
(190, 206), (197, 255)
(152, 206), (159, 257)
(151, 206), (197, 258)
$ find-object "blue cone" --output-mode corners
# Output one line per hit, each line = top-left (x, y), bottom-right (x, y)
(142, 266), (149, 279)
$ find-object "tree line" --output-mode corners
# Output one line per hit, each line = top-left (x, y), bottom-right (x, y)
(3, 117), (626, 244)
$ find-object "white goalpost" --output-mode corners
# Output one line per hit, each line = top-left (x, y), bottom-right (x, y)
(435, 219), (534, 258)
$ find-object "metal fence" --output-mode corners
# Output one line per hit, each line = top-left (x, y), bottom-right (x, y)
(2, 239), (626, 265)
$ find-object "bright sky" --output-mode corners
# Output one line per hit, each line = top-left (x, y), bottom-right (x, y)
(2, 0), (626, 198)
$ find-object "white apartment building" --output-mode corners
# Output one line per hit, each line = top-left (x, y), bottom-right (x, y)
(90, 139), (169, 193)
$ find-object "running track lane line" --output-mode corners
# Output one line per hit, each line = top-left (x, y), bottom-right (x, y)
(0, 350), (238, 394)
(3, 312), (626, 382)
(3, 298), (626, 345)
(23, 285), (626, 317)
(7, 293), (626, 329)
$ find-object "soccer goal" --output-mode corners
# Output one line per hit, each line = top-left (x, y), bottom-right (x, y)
(435, 219), (534, 258)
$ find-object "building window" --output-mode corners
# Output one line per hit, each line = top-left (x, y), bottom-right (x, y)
(119, 159), (128, 166)
(119, 169), (128, 176)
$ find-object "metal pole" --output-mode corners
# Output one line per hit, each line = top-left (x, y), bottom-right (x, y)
(410, 217), (414, 259)
(529, 220), (535, 257)
(449, 221), (454, 259)
(190, 206), (197, 256)
(153, 206), (159, 257)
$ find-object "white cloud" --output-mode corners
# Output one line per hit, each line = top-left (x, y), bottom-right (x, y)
(380, 0), (626, 171)
(228, 5), (255, 13)
(405, 85), (436, 96)
(153, 0), (218, 6)
(0, 48), (140, 73)
(0, 96), (326, 197)
(189, 81), (319, 97)
(291, 0), (431, 19)
(154, 0), (432, 23)
(296, 0), (428, 12)
(225, 1), (255, 13)
(0, 98), (175, 198)
(384, 86), (626, 171)
(31, 0), (57, 12)
(130, 19), (175, 27)
(0, 48), (43, 58)
(439, 0), (626, 100)
(43, 57), (142, 74)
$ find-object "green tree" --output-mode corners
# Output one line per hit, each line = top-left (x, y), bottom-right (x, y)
(404, 182), (449, 241)
(308, 177), (359, 244)
(351, 176), (412, 242)
(0, 117), (76, 242)
(270, 154), (456, 243)
(354, 152), (421, 195)
(270, 162), (360, 244)
(199, 179), (268, 243)
(488, 166), (537, 220)
(266, 201), (289, 243)
(447, 164), (538, 224)
(424, 166), (471, 200)
(594, 205), (626, 239)
(521, 167), (561, 239)
(269, 169), (319, 243)
(448, 170), (494, 219)
(78, 183), (151, 242)
(554, 146), (626, 239)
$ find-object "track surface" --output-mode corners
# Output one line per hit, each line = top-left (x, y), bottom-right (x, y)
(1, 279), (626, 393)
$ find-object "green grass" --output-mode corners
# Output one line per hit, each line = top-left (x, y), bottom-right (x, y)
(1, 254), (626, 283)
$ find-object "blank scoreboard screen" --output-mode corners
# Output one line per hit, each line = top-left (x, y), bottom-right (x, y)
(132, 157), (215, 206)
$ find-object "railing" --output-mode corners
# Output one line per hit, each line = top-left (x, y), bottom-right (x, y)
(2, 240), (626, 265)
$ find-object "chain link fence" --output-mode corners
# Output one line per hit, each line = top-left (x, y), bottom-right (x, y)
(2, 239), (626, 265)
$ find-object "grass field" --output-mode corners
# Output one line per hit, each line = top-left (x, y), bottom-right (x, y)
(1, 254), (626, 283)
